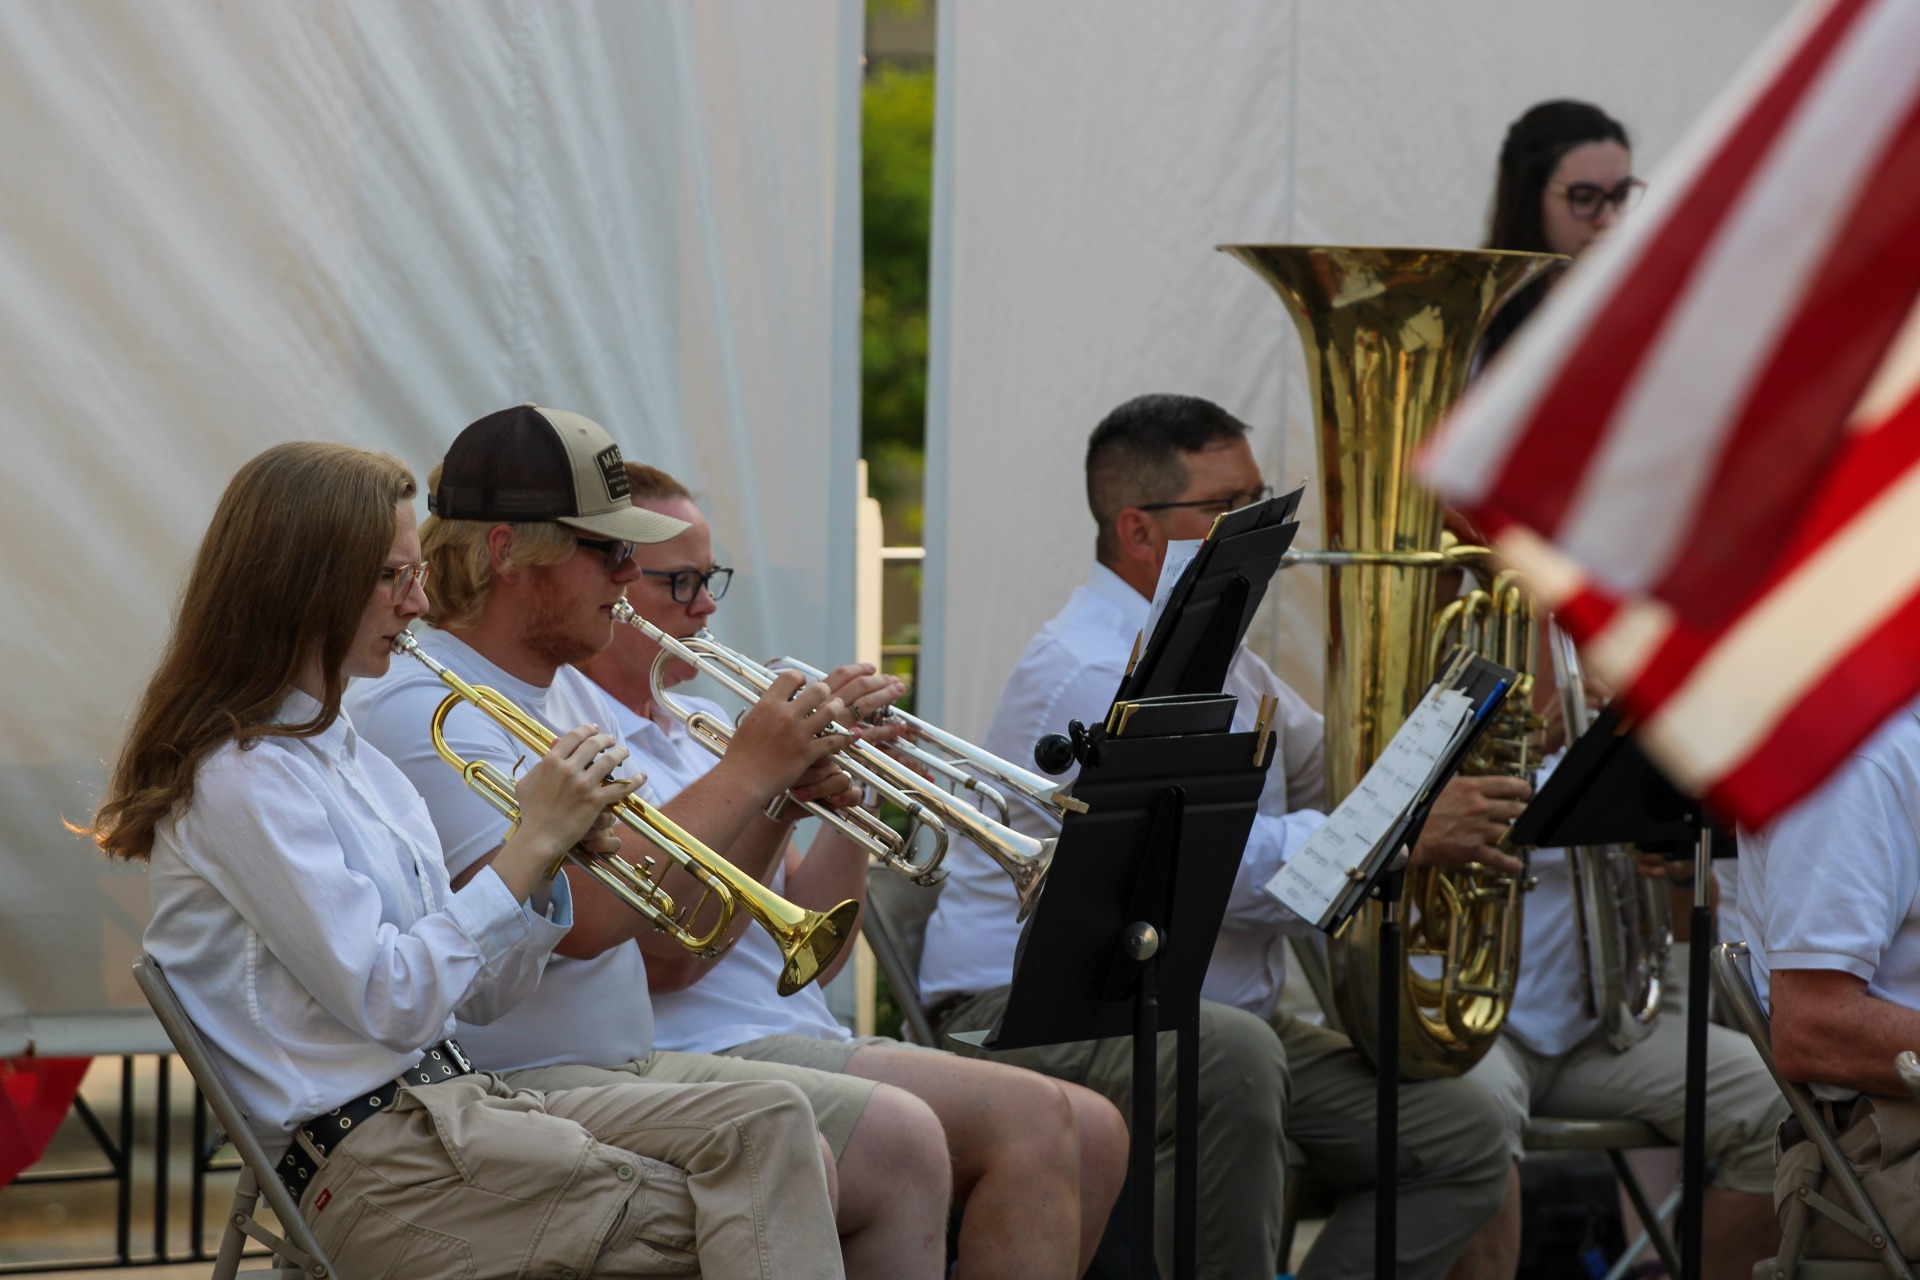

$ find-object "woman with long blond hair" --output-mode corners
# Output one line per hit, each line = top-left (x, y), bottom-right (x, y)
(90, 441), (844, 1280)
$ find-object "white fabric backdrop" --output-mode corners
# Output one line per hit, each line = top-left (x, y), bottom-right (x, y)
(923, 0), (1801, 743)
(0, 0), (861, 1055)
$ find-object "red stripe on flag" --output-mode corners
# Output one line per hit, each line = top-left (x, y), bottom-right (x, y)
(1581, 391), (1920, 714)
(1710, 584), (1920, 824)
(1655, 94), (1920, 615)
(1475, 0), (1880, 537)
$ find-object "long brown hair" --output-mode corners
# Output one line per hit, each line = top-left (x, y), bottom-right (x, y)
(89, 442), (417, 861)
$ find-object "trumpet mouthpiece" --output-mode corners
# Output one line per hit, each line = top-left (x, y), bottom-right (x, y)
(390, 629), (420, 656)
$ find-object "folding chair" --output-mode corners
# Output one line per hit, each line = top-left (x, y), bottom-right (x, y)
(860, 864), (943, 1045)
(1710, 940), (1918, 1280)
(131, 955), (334, 1279)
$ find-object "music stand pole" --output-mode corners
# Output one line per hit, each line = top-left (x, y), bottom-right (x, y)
(1124, 922), (1161, 1280)
(1680, 825), (1712, 1278)
(1375, 863), (1404, 1280)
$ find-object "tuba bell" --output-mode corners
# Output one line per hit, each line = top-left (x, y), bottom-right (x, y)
(1222, 244), (1559, 1078)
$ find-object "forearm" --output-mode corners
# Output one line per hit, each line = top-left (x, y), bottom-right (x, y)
(1774, 974), (1920, 1096)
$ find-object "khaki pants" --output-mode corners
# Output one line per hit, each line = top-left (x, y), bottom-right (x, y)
(297, 1073), (842, 1280)
(1777, 1094), (1920, 1259)
(1468, 1013), (1787, 1194)
(935, 988), (1510, 1280)
(505, 1048), (878, 1160)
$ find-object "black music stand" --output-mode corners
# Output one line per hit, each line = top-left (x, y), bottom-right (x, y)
(1512, 707), (1731, 1280)
(1114, 487), (1303, 705)
(963, 698), (1275, 1280)
(1275, 652), (1517, 1280)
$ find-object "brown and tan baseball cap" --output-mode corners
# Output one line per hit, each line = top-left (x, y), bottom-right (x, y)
(428, 404), (688, 544)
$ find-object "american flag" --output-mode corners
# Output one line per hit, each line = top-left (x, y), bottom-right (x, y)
(1420, 0), (1920, 827)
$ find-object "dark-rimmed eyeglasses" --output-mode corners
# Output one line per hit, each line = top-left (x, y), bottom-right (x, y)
(1135, 485), (1274, 517)
(641, 566), (734, 604)
(378, 561), (431, 603)
(573, 535), (638, 571)
(1550, 177), (1645, 221)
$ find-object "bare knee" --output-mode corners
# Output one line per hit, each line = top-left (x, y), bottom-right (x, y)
(841, 1083), (952, 1220)
(1065, 1083), (1128, 1188)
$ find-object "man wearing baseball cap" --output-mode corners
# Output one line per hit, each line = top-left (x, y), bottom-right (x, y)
(348, 405), (957, 1278)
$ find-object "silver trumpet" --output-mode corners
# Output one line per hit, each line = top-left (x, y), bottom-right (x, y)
(612, 601), (1071, 919)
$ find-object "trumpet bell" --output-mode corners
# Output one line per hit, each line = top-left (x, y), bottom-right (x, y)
(776, 899), (864, 997)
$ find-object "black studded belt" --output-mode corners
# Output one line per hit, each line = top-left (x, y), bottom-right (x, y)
(278, 1038), (476, 1205)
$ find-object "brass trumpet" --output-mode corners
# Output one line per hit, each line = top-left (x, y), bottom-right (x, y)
(392, 630), (858, 996)
(612, 602), (1067, 920)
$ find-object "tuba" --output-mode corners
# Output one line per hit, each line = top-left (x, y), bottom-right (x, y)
(1222, 244), (1559, 1078)
(1547, 621), (1672, 1050)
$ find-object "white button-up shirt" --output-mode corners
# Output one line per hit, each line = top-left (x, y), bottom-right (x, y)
(346, 627), (656, 1073)
(144, 692), (572, 1158)
(918, 561), (1329, 1016)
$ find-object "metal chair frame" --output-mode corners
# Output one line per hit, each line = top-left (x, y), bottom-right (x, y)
(1709, 941), (1918, 1280)
(130, 955), (333, 1280)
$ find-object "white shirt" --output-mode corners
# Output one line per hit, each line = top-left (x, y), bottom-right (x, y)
(1498, 751), (1598, 1055)
(613, 693), (853, 1051)
(144, 692), (572, 1157)
(1737, 699), (1920, 1098)
(345, 627), (656, 1071)
(918, 561), (1329, 1015)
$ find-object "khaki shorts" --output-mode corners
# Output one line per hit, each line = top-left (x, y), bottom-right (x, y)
(1778, 1094), (1920, 1259)
(721, 1031), (943, 1073)
(506, 1048), (880, 1159)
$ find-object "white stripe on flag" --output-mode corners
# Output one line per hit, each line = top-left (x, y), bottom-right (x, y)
(1851, 294), (1920, 429)
(1556, 0), (1920, 591)
(1639, 455), (1920, 790)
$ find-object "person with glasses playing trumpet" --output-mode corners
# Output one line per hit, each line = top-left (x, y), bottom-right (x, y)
(90, 441), (847, 1279)
(346, 404), (975, 1279)
(572, 461), (1128, 1280)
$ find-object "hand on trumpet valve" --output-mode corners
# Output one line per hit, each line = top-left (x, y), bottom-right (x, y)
(502, 724), (641, 869)
(723, 669), (855, 796)
(1408, 775), (1531, 876)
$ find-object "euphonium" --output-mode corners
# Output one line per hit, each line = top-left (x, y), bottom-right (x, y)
(1222, 244), (1560, 1078)
(612, 602), (1067, 920)
(392, 630), (858, 996)
(1547, 622), (1671, 1050)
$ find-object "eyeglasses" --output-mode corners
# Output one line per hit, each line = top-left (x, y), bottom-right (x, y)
(1550, 177), (1646, 221)
(1135, 485), (1274, 517)
(378, 561), (431, 603)
(641, 566), (734, 604)
(573, 535), (638, 571)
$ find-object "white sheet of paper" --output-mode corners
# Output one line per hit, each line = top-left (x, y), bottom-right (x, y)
(1142, 538), (1203, 642)
(1264, 687), (1476, 925)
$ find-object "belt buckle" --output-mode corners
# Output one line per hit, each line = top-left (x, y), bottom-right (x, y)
(443, 1039), (474, 1074)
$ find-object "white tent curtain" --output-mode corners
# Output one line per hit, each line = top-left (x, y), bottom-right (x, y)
(0, 0), (861, 1055)
(923, 0), (1800, 743)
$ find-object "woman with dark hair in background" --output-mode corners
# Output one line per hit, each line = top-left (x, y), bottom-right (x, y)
(1479, 99), (1641, 365)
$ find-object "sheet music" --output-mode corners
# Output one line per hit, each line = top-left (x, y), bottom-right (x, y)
(1142, 539), (1202, 641)
(1264, 686), (1476, 926)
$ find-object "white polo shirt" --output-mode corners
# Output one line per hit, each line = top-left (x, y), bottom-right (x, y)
(144, 692), (572, 1157)
(614, 693), (853, 1051)
(917, 561), (1329, 1016)
(345, 627), (656, 1072)
(1737, 700), (1920, 1038)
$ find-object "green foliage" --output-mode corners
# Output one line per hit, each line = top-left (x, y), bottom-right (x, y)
(862, 63), (933, 536)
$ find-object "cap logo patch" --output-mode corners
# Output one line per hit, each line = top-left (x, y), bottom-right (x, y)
(595, 445), (629, 503)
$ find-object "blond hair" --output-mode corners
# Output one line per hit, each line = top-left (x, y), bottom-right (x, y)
(420, 462), (577, 629)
